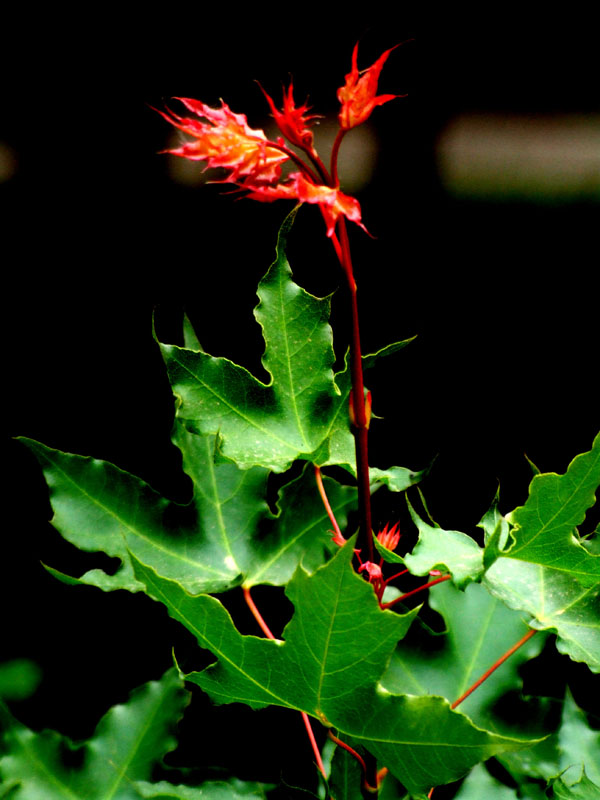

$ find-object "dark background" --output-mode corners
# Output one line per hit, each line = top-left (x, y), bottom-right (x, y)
(3, 7), (598, 795)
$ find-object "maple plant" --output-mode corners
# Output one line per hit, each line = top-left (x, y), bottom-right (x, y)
(3, 43), (600, 800)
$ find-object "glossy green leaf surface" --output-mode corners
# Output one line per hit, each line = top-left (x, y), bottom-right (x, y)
(159, 211), (418, 486)
(402, 501), (484, 588)
(132, 779), (270, 799)
(484, 559), (600, 672)
(381, 581), (564, 787)
(496, 686), (600, 793)
(481, 435), (600, 673)
(502, 433), (600, 586)
(328, 745), (363, 800)
(477, 492), (510, 570)
(549, 772), (600, 800)
(20, 432), (355, 595)
(159, 210), (344, 473)
(452, 763), (519, 800)
(132, 542), (528, 797)
(557, 691), (600, 787)
(375, 500), (484, 587)
(381, 581), (543, 727)
(0, 669), (189, 799)
(455, 699), (600, 800)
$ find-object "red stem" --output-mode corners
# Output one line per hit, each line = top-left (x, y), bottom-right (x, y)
(242, 586), (327, 781)
(328, 731), (380, 793)
(330, 230), (343, 263)
(301, 711), (327, 779)
(306, 147), (332, 186)
(427, 627), (538, 798)
(336, 216), (374, 563)
(382, 568), (410, 586)
(330, 129), (347, 187)
(243, 586), (275, 640)
(381, 575), (452, 609)
(314, 465), (345, 544)
(263, 139), (322, 184)
(451, 628), (537, 710)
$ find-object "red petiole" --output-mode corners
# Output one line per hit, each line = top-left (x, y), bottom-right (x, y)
(427, 627), (538, 797)
(242, 586), (328, 784)
(380, 575), (452, 609)
(328, 731), (387, 794)
(450, 628), (538, 710)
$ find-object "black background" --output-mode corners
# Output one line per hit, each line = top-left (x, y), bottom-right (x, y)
(3, 7), (599, 795)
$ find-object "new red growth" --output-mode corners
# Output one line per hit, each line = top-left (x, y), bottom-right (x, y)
(337, 43), (403, 130)
(157, 42), (403, 239)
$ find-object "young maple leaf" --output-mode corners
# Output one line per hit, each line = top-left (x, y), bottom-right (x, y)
(377, 521), (401, 551)
(247, 172), (367, 237)
(258, 79), (320, 151)
(337, 42), (404, 130)
(157, 97), (288, 184)
(157, 96), (365, 237)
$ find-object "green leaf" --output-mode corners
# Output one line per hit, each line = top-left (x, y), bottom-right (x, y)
(20, 436), (243, 594)
(0, 669), (189, 799)
(369, 465), (428, 493)
(549, 771), (600, 799)
(557, 691), (600, 787)
(173, 423), (357, 589)
(496, 685), (600, 789)
(159, 210), (419, 484)
(181, 314), (203, 353)
(132, 542), (531, 797)
(240, 462), (356, 588)
(453, 763), (519, 799)
(502, 433), (600, 587)
(132, 779), (270, 799)
(328, 745), (363, 800)
(381, 581), (559, 786)
(381, 581), (544, 728)
(373, 537), (405, 564)
(376, 499), (484, 587)
(483, 436), (600, 673)
(160, 209), (343, 473)
(477, 492), (510, 570)
(20, 433), (356, 595)
(484, 560), (600, 672)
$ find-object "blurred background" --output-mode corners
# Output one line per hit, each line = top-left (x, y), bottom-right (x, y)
(3, 6), (598, 794)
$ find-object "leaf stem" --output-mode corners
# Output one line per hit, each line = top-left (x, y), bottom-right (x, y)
(264, 139), (322, 184)
(335, 216), (374, 563)
(314, 465), (345, 545)
(450, 628), (537, 710)
(301, 711), (328, 781)
(242, 586), (328, 782)
(306, 147), (332, 186)
(427, 627), (538, 798)
(242, 586), (276, 640)
(380, 575), (452, 609)
(328, 731), (381, 794)
(382, 568), (410, 586)
(330, 129), (347, 187)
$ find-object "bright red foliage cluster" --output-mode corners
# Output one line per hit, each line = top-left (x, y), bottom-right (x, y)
(158, 43), (403, 238)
